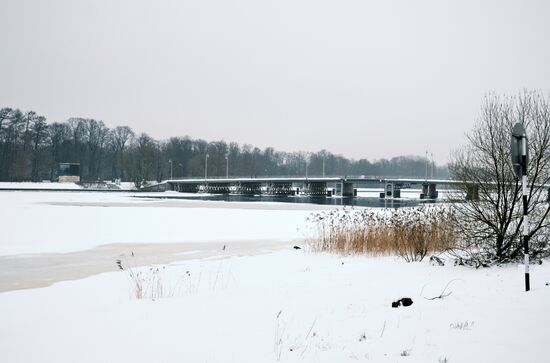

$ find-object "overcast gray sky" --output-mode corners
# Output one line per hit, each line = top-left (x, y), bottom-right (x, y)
(1, 0), (549, 163)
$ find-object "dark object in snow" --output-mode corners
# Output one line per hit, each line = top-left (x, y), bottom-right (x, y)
(391, 297), (414, 308)
(293, 246), (301, 250)
(222, 245), (226, 251)
(546, 282), (549, 286)
(430, 255), (445, 266)
(116, 259), (123, 270)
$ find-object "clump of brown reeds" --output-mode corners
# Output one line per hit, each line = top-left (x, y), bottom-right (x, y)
(116, 253), (168, 300)
(307, 206), (456, 261)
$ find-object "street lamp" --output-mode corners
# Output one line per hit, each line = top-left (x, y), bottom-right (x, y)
(425, 150), (428, 181)
(168, 159), (173, 179)
(205, 153), (209, 181)
(225, 153), (229, 178)
(431, 153), (434, 179)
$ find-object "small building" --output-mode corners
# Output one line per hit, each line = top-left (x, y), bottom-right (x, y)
(58, 163), (80, 183)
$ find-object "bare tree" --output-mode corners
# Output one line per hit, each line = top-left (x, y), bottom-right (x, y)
(30, 115), (48, 181)
(111, 126), (134, 180)
(47, 122), (71, 179)
(450, 91), (550, 264)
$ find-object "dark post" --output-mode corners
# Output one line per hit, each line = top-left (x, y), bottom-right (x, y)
(511, 123), (530, 291)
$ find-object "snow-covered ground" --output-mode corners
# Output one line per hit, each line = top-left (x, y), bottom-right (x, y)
(0, 181), (85, 190)
(0, 191), (317, 256)
(0, 189), (548, 363)
(1, 251), (549, 363)
(0, 181), (139, 190)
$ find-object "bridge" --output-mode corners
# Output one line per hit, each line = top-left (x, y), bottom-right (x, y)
(145, 177), (471, 200)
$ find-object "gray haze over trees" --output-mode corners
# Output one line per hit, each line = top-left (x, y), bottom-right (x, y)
(450, 91), (550, 263)
(0, 107), (447, 184)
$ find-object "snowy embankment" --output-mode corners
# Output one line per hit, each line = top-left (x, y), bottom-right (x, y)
(1, 251), (549, 363)
(0, 190), (549, 363)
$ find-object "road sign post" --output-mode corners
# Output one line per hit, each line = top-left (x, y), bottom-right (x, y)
(511, 122), (530, 291)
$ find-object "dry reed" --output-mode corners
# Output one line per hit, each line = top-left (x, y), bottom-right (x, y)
(307, 206), (456, 261)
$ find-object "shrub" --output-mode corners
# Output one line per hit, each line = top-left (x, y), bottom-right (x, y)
(307, 206), (456, 261)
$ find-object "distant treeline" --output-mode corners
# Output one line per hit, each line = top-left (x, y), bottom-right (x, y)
(0, 107), (448, 184)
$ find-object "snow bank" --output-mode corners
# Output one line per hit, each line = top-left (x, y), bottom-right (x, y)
(0, 251), (548, 362)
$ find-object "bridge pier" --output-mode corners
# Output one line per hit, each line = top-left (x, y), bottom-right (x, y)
(336, 181), (354, 197)
(465, 185), (479, 201)
(420, 183), (438, 199)
(382, 183), (401, 198)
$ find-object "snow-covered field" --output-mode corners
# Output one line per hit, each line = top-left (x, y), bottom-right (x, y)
(0, 190), (549, 363)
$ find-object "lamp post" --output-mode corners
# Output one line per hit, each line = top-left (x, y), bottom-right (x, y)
(225, 153), (229, 178)
(168, 159), (173, 179)
(205, 153), (209, 181)
(431, 153), (434, 179)
(425, 150), (428, 181)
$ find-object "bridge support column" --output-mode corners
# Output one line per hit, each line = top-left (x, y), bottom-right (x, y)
(337, 181), (354, 197)
(465, 185), (479, 201)
(420, 183), (438, 199)
(383, 183), (401, 198)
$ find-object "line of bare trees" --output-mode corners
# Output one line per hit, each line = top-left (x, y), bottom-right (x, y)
(0, 107), (448, 184)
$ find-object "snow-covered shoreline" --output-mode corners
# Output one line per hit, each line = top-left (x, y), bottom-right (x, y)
(1, 250), (548, 363)
(1, 190), (549, 363)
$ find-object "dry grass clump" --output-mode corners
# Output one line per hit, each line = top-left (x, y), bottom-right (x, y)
(307, 206), (456, 261)
(116, 253), (169, 300)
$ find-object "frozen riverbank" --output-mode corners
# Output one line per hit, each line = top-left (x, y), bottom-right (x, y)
(1, 250), (549, 363)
